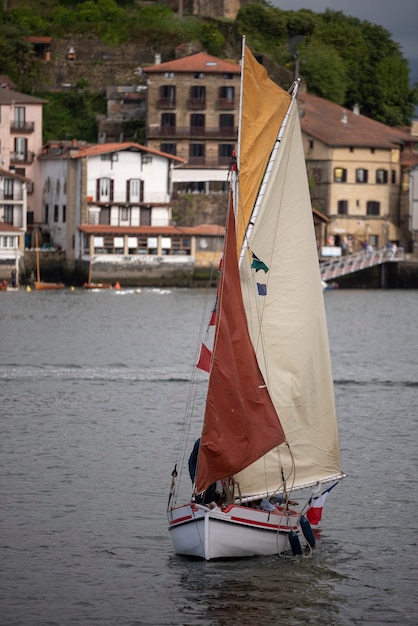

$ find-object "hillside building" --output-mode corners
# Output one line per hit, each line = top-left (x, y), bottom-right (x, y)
(144, 52), (241, 195)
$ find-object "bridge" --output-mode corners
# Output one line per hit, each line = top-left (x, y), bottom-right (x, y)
(320, 247), (404, 283)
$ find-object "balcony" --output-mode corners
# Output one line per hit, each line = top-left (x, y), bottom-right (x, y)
(187, 98), (206, 110)
(157, 98), (176, 109)
(10, 121), (35, 133)
(147, 126), (238, 139)
(217, 98), (235, 109)
(183, 156), (233, 168)
(0, 189), (24, 201)
(10, 151), (35, 165)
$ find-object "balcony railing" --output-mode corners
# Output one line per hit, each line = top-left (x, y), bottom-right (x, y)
(187, 98), (206, 109)
(10, 121), (35, 133)
(10, 151), (35, 165)
(182, 156), (233, 168)
(0, 190), (24, 201)
(147, 126), (238, 139)
(157, 98), (176, 109)
(217, 98), (235, 109)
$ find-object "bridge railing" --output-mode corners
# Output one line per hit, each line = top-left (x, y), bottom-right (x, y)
(320, 247), (404, 281)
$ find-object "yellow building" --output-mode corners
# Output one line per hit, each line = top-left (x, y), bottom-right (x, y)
(300, 93), (416, 252)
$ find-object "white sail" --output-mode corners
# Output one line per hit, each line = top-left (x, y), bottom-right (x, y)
(237, 96), (343, 497)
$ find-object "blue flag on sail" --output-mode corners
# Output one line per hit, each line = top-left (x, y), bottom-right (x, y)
(257, 283), (267, 296)
(251, 252), (269, 273)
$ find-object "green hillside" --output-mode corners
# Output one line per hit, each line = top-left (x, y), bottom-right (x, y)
(1, 0), (417, 142)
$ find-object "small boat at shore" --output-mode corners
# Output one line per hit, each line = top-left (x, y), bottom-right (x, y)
(33, 233), (65, 291)
(82, 282), (112, 289)
(33, 281), (65, 290)
(82, 258), (112, 289)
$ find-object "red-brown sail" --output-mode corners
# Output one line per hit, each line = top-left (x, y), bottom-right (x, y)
(195, 194), (286, 494)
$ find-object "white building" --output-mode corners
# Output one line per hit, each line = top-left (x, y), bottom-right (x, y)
(39, 141), (186, 262)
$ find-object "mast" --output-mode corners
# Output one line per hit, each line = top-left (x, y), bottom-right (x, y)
(35, 231), (41, 283)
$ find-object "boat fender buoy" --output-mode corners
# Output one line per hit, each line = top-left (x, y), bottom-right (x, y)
(300, 515), (316, 548)
(289, 530), (303, 556)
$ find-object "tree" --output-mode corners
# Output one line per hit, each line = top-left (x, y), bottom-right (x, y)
(299, 39), (347, 103)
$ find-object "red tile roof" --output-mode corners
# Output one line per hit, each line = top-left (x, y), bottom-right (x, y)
(0, 90), (47, 105)
(300, 93), (413, 149)
(73, 142), (186, 163)
(0, 168), (30, 182)
(0, 222), (22, 233)
(144, 52), (240, 75)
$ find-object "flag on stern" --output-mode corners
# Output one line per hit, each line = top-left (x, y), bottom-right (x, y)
(306, 482), (339, 526)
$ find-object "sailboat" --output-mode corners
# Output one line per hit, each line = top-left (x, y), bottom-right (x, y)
(166, 41), (345, 560)
(82, 257), (112, 290)
(33, 232), (65, 291)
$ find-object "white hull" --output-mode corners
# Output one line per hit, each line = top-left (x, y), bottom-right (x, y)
(168, 503), (304, 560)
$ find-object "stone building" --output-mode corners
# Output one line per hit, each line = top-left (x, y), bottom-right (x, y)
(144, 51), (241, 195)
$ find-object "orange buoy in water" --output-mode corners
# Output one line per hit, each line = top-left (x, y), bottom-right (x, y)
(114, 281), (121, 290)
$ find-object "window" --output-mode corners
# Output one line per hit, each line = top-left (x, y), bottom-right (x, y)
(114, 236), (124, 254)
(391, 170), (397, 184)
(189, 86), (205, 107)
(218, 144), (234, 166)
(160, 143), (176, 155)
(161, 113), (175, 134)
(128, 236), (137, 254)
(219, 114), (234, 130)
(14, 106), (25, 129)
(54, 205), (59, 222)
(93, 236), (104, 253)
(44, 204), (49, 222)
(4, 178), (14, 199)
(193, 72), (204, 79)
(161, 236), (191, 255)
(62, 205), (66, 223)
(219, 86), (234, 105)
(334, 167), (347, 183)
(356, 168), (368, 183)
(136, 235), (157, 254)
(1, 235), (16, 248)
(189, 143), (205, 166)
(376, 169), (388, 184)
(337, 200), (348, 215)
(120, 207), (129, 221)
(366, 201), (380, 216)
(222, 73), (234, 79)
(96, 178), (113, 202)
(164, 72), (175, 78)
(160, 85), (176, 107)
(127, 178), (142, 202)
(190, 114), (205, 135)
(14, 137), (27, 159)
(4, 205), (13, 223)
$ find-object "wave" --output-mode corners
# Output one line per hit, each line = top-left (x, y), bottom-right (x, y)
(335, 378), (418, 388)
(0, 364), (197, 383)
